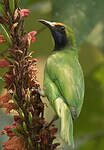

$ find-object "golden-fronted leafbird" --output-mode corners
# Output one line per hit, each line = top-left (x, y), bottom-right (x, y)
(39, 19), (84, 148)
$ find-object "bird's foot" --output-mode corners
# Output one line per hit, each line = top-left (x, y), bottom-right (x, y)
(41, 123), (52, 131)
(70, 106), (78, 120)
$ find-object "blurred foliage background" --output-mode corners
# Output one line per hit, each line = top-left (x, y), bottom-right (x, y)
(0, 0), (104, 149)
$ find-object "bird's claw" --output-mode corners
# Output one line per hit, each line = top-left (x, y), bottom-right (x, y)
(41, 123), (51, 131)
(41, 125), (49, 130)
(41, 115), (58, 131)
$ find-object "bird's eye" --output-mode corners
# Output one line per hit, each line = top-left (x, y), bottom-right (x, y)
(55, 25), (65, 31)
(60, 26), (65, 31)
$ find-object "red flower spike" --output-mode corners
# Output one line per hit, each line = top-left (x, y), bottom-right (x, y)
(12, 122), (17, 126)
(40, 129), (49, 147)
(31, 58), (38, 63)
(24, 31), (37, 44)
(1, 119), (22, 138)
(3, 74), (13, 85)
(14, 115), (22, 125)
(14, 9), (18, 20)
(0, 59), (10, 69)
(1, 124), (17, 138)
(14, 115), (21, 122)
(21, 9), (29, 18)
(0, 102), (17, 114)
(5, 125), (17, 137)
(0, 93), (11, 103)
(3, 137), (27, 150)
(1, 130), (7, 135)
(14, 9), (29, 20)
(28, 62), (39, 87)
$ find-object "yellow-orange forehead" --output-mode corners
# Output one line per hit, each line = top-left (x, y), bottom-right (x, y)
(55, 23), (65, 26)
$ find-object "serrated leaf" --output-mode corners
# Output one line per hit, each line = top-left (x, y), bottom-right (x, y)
(11, 127), (24, 138)
(9, 0), (15, 15)
(0, 24), (12, 46)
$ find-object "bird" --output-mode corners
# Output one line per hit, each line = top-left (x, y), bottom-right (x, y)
(38, 19), (84, 148)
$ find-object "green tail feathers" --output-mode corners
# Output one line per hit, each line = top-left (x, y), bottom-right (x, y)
(60, 105), (74, 148)
(55, 98), (74, 148)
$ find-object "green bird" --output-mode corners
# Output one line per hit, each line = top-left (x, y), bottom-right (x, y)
(39, 20), (84, 148)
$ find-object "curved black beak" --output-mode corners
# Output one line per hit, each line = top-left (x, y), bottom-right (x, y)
(38, 19), (55, 29)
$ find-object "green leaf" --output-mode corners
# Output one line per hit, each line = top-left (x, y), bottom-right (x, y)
(38, 143), (40, 149)
(9, 0), (15, 15)
(18, 108), (25, 120)
(11, 127), (24, 138)
(28, 137), (33, 147)
(26, 88), (30, 105)
(23, 103), (26, 108)
(17, 123), (24, 131)
(0, 24), (12, 46)
(23, 121), (27, 131)
(13, 96), (19, 107)
(28, 112), (32, 125)
(26, 94), (29, 105)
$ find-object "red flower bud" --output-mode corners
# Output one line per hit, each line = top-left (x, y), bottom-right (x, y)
(3, 137), (27, 150)
(3, 74), (13, 84)
(24, 31), (37, 44)
(2, 124), (17, 137)
(0, 102), (17, 114)
(31, 58), (38, 63)
(0, 93), (11, 103)
(14, 115), (22, 123)
(0, 59), (10, 68)
(14, 9), (29, 20)
(21, 9), (29, 18)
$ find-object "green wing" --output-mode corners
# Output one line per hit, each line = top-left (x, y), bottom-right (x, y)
(44, 50), (84, 116)
(44, 62), (74, 147)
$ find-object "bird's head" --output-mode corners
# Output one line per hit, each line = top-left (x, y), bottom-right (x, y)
(39, 19), (76, 50)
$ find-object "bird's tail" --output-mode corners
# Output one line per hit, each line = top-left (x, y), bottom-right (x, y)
(55, 98), (74, 148)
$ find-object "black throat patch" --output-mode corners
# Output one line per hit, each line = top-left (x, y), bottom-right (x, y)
(51, 28), (68, 51)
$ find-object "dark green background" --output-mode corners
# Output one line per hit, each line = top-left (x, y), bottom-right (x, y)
(0, 0), (104, 149)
